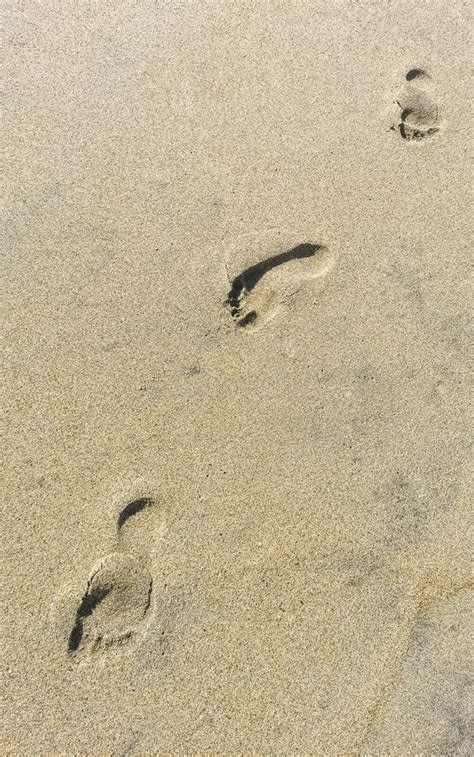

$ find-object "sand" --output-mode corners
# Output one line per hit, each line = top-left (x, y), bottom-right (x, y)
(2, 1), (472, 754)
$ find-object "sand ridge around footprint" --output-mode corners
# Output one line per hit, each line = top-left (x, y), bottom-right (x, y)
(53, 484), (163, 662)
(224, 228), (336, 330)
(392, 68), (441, 141)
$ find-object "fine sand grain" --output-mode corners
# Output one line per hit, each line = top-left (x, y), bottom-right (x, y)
(2, 1), (472, 754)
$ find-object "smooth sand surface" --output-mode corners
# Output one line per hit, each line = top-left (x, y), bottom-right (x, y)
(2, 1), (472, 754)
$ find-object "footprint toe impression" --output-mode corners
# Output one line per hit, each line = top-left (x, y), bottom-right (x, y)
(395, 69), (441, 141)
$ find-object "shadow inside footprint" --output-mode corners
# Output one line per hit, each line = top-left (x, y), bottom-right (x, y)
(405, 68), (425, 82)
(117, 497), (153, 531)
(116, 495), (158, 560)
(68, 584), (112, 654)
(227, 242), (322, 327)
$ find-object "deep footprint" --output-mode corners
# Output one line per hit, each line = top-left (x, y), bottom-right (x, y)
(395, 69), (440, 141)
(68, 553), (152, 658)
(226, 242), (323, 327)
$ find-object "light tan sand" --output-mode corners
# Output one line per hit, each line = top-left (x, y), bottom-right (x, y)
(2, 1), (473, 754)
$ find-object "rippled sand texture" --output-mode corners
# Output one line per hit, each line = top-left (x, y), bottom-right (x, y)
(3, 1), (472, 754)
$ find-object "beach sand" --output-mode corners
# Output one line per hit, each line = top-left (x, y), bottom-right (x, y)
(3, 1), (472, 754)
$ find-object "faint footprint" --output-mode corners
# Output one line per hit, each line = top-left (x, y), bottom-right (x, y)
(56, 490), (161, 661)
(393, 68), (441, 141)
(225, 229), (335, 329)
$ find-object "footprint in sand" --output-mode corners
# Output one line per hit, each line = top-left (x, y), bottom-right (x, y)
(67, 551), (153, 656)
(55, 488), (162, 660)
(393, 68), (441, 141)
(225, 229), (335, 329)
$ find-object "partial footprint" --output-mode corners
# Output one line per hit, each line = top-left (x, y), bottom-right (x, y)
(115, 491), (160, 564)
(393, 68), (441, 141)
(67, 552), (152, 657)
(55, 488), (161, 661)
(225, 229), (335, 329)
